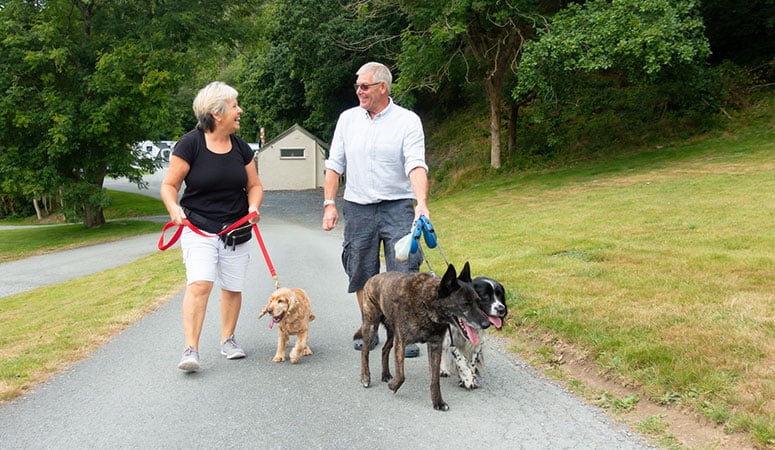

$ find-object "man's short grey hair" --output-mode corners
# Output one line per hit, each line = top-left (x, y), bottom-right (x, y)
(357, 62), (392, 95)
(193, 81), (238, 132)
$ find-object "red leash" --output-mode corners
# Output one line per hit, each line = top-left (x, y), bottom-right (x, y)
(158, 211), (279, 288)
(251, 222), (278, 286)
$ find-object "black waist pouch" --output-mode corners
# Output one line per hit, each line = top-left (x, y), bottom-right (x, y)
(184, 207), (252, 250)
(220, 223), (252, 250)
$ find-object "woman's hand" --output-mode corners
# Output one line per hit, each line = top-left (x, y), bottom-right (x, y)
(248, 205), (261, 224)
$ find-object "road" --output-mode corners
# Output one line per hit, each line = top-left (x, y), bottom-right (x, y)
(0, 176), (654, 449)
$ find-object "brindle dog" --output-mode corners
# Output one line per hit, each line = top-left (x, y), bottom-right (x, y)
(360, 262), (491, 411)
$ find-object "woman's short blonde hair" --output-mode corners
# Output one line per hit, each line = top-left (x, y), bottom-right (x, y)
(193, 81), (238, 132)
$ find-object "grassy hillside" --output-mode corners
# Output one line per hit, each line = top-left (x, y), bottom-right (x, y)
(424, 95), (774, 447)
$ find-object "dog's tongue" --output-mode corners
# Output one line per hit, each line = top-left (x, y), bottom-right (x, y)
(268, 319), (274, 329)
(463, 321), (480, 346)
(488, 315), (503, 329)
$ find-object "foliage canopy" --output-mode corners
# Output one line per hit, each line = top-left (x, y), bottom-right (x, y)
(0, 0), (769, 225)
(0, 0), (260, 225)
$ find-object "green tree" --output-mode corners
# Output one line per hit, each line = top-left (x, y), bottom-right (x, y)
(0, 0), (258, 226)
(516, 0), (711, 99)
(238, 0), (405, 142)
(385, 0), (554, 169)
(0, 0), (59, 218)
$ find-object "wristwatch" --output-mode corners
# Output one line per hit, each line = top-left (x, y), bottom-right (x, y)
(323, 199), (336, 206)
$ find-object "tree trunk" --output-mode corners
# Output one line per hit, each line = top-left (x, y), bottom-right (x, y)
(83, 203), (106, 228)
(508, 103), (518, 161)
(33, 198), (42, 220)
(82, 165), (107, 228)
(489, 102), (502, 169)
(486, 82), (502, 169)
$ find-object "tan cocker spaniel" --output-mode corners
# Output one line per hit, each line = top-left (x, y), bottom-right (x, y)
(258, 287), (315, 363)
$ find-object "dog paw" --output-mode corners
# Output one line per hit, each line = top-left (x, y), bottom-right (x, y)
(381, 372), (393, 383)
(458, 376), (479, 390)
(361, 376), (371, 388)
(272, 355), (285, 362)
(433, 401), (449, 411)
(387, 378), (404, 392)
(440, 369), (450, 378)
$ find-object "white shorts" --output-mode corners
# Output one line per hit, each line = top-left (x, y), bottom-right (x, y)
(180, 228), (252, 292)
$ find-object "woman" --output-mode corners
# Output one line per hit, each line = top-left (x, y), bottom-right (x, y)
(160, 81), (263, 372)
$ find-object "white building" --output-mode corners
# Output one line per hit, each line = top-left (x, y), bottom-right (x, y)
(256, 124), (329, 191)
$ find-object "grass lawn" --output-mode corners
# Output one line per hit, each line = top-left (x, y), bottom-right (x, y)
(0, 190), (167, 262)
(0, 249), (185, 401)
(426, 117), (774, 447)
(0, 188), (185, 401)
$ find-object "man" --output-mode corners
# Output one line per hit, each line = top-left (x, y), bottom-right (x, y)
(322, 62), (429, 358)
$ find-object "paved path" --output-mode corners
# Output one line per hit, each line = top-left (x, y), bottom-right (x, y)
(2, 172), (328, 298)
(0, 182), (654, 449)
(0, 233), (162, 298)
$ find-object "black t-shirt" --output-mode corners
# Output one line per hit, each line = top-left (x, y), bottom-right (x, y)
(174, 128), (254, 227)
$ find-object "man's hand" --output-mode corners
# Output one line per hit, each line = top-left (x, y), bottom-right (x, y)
(322, 204), (338, 231)
(413, 205), (430, 223)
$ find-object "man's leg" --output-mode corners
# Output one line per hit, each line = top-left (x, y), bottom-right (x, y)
(342, 201), (381, 350)
(380, 199), (422, 358)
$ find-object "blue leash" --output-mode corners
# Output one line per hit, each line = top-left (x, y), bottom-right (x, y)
(410, 215), (449, 275)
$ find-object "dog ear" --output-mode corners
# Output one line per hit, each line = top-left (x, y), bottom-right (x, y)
(439, 263), (460, 297)
(458, 261), (472, 283)
(286, 291), (297, 310)
(258, 302), (269, 319)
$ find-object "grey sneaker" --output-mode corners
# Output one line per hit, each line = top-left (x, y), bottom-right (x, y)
(177, 346), (200, 372)
(220, 335), (246, 359)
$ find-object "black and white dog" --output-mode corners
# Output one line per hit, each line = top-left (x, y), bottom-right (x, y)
(440, 276), (507, 389)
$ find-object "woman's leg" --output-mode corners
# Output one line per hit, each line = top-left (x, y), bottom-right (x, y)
(220, 289), (242, 341)
(182, 280), (214, 350)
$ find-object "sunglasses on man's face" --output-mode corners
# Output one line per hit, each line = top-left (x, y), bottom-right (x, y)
(354, 82), (382, 92)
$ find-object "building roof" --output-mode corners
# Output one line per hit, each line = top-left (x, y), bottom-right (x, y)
(260, 123), (329, 151)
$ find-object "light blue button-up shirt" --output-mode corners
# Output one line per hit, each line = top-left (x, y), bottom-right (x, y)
(325, 99), (428, 205)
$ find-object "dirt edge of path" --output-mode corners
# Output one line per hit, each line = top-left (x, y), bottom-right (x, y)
(490, 331), (756, 450)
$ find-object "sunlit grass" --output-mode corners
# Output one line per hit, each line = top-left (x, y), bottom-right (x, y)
(0, 221), (162, 262)
(104, 189), (167, 220)
(0, 249), (184, 401)
(428, 123), (775, 446)
(0, 189), (167, 262)
(1, 190), (180, 402)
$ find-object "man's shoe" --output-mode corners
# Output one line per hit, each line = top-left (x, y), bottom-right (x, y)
(354, 332), (379, 351)
(177, 346), (200, 372)
(404, 343), (420, 358)
(220, 335), (246, 359)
